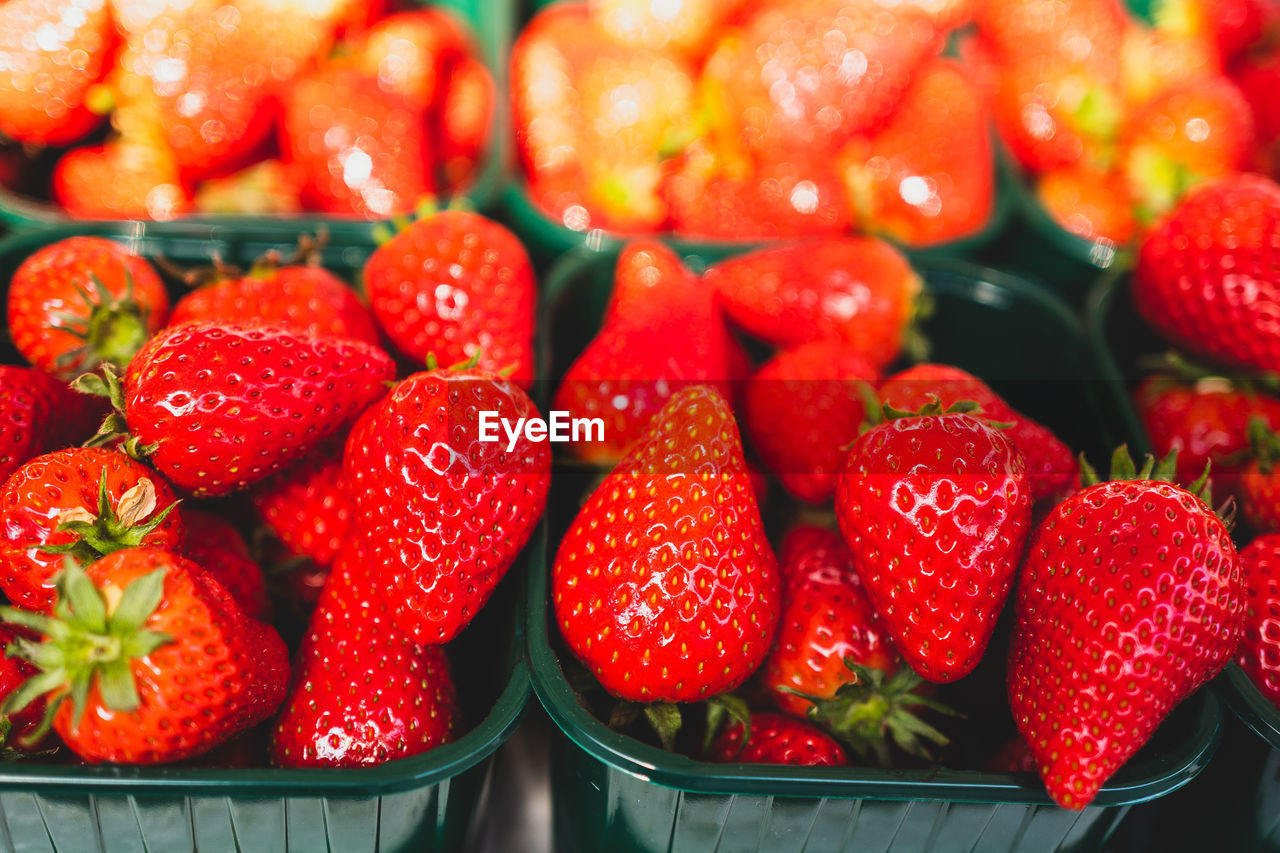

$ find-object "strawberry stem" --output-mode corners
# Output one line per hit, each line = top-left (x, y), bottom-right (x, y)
(48, 273), (151, 378)
(37, 471), (177, 564)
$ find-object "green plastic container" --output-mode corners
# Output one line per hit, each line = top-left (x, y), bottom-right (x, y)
(0, 222), (532, 853)
(0, 0), (513, 232)
(528, 247), (1224, 853)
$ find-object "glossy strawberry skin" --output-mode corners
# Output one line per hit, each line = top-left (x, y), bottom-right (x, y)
(1238, 534), (1280, 709)
(706, 238), (920, 371)
(439, 55), (495, 189)
(554, 386), (778, 703)
(1010, 479), (1243, 809)
(1036, 166), (1136, 245)
(344, 369), (550, 646)
(50, 548), (289, 764)
(776, 523), (849, 584)
(1134, 174), (1280, 372)
(364, 211), (536, 386)
(0, 447), (183, 612)
(743, 340), (878, 503)
(251, 440), (351, 570)
(124, 322), (396, 497)
(1232, 49), (1280, 176)
(710, 712), (847, 766)
(0, 366), (107, 484)
(271, 535), (460, 768)
(180, 509), (271, 622)
(169, 266), (380, 346)
(8, 237), (168, 379)
(836, 413), (1031, 683)
(356, 8), (469, 112)
(0, 625), (46, 750)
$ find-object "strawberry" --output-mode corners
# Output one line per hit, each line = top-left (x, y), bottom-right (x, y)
(1133, 173), (1280, 372)
(976, 0), (1127, 70)
(344, 365), (550, 645)
(835, 401), (1032, 682)
(1119, 27), (1220, 106)
(7, 236), (168, 380)
(363, 210), (535, 385)
(1036, 165), (1136, 245)
(180, 509), (271, 622)
(776, 522), (848, 581)
(192, 160), (306, 216)
(986, 734), (1039, 773)
(554, 385), (778, 708)
(0, 0), (116, 145)
(553, 242), (742, 464)
(1155, 0), (1279, 62)
(743, 339), (878, 503)
(0, 626), (47, 753)
(439, 56), (495, 190)
(356, 8), (470, 112)
(1242, 419), (1280, 532)
(250, 439), (350, 570)
(709, 712), (847, 766)
(0, 551), (289, 764)
(89, 321), (395, 497)
(0, 366), (107, 484)
(590, 0), (745, 58)
(1233, 49), (1280, 177)
(0, 447), (182, 613)
(1009, 449), (1244, 808)
(168, 253), (380, 346)
(706, 238), (921, 371)
(271, 535), (460, 767)
(1238, 534), (1280, 708)
(878, 364), (1080, 503)
(841, 57), (994, 246)
(1122, 76), (1255, 220)
(52, 140), (193, 222)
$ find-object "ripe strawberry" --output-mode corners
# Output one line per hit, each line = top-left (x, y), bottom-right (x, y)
(250, 439), (350, 570)
(835, 401), (1032, 682)
(364, 210), (535, 385)
(878, 364), (1080, 503)
(709, 712), (847, 766)
(8, 236), (168, 380)
(1241, 418), (1280, 532)
(0, 0), (116, 145)
(1009, 449), (1244, 808)
(590, 0), (744, 58)
(271, 535), (460, 767)
(344, 366), (550, 645)
(987, 734), (1039, 773)
(0, 447), (182, 613)
(976, 0), (1127, 69)
(841, 58), (994, 246)
(1156, 0), (1278, 62)
(0, 366), (107, 484)
(553, 242), (742, 463)
(1238, 534), (1280, 708)
(1036, 166), (1136, 245)
(192, 160), (306, 215)
(1123, 76), (1255, 220)
(439, 56), (495, 189)
(1233, 48), (1280, 177)
(1119, 27), (1219, 106)
(180, 509), (271, 622)
(52, 140), (193, 222)
(356, 8), (469, 111)
(706, 238), (921, 370)
(776, 522), (848, 582)
(0, 551), (289, 764)
(1133, 174), (1280, 372)
(0, 626), (47, 753)
(168, 255), (379, 346)
(99, 322), (395, 496)
(554, 385), (778, 705)
(743, 340), (878, 503)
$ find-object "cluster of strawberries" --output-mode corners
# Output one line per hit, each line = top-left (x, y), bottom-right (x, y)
(548, 234), (1251, 810)
(512, 0), (994, 246)
(0, 0), (492, 219)
(972, 0), (1280, 245)
(0, 210), (542, 767)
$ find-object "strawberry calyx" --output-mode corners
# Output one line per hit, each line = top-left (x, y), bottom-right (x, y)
(0, 717), (57, 762)
(246, 229), (329, 280)
(788, 659), (955, 766)
(37, 471), (178, 565)
(372, 197), (443, 245)
(1080, 445), (1215, 507)
(1139, 350), (1280, 395)
(605, 693), (752, 753)
(1248, 416), (1280, 475)
(72, 364), (156, 460)
(881, 396), (982, 422)
(48, 272), (152, 377)
(0, 560), (173, 747)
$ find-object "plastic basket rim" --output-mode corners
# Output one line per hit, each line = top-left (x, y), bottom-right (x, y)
(526, 248), (1224, 807)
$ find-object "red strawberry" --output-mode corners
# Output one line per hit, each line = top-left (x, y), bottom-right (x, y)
(554, 385), (778, 705)
(109, 322), (395, 496)
(1036, 166), (1136, 245)
(1009, 450), (1244, 808)
(976, 0), (1127, 69)
(1241, 419), (1280, 532)
(7, 236), (168, 379)
(251, 439), (350, 570)
(841, 57), (994, 246)
(271, 535), (460, 767)
(0, 366), (107, 484)
(589, 0), (745, 58)
(168, 256), (379, 346)
(52, 141), (192, 222)
(743, 339), (878, 503)
(356, 8), (469, 111)
(709, 712), (847, 766)
(0, 447), (182, 613)
(1133, 173), (1280, 372)
(553, 242), (742, 463)
(706, 238), (921, 370)
(986, 734), (1039, 773)
(1119, 27), (1220, 106)
(0, 0), (116, 145)
(344, 367), (550, 645)
(835, 402), (1032, 682)
(0, 550), (289, 764)
(180, 509), (271, 623)
(439, 56), (495, 189)
(878, 364), (1079, 503)
(1156, 0), (1279, 62)
(192, 160), (306, 216)
(1232, 49), (1280, 177)
(0, 626), (47, 753)
(1238, 534), (1280, 708)
(363, 210), (535, 385)
(281, 63), (433, 219)
(776, 522), (848, 581)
